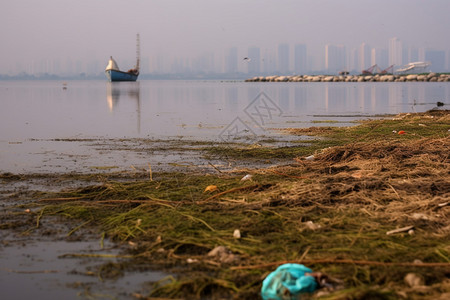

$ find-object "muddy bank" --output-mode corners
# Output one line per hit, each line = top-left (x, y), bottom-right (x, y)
(1, 110), (449, 299)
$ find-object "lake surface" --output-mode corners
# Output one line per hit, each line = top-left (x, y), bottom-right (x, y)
(0, 80), (449, 173)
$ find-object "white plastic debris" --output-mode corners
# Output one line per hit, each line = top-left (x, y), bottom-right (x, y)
(305, 221), (321, 230)
(241, 174), (253, 181)
(233, 229), (241, 239)
(305, 155), (315, 161)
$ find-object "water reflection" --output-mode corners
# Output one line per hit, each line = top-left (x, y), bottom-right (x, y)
(106, 82), (141, 133)
(0, 81), (448, 141)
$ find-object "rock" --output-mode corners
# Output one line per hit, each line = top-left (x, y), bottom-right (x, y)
(323, 76), (334, 82)
(404, 273), (424, 287)
(417, 75), (426, 81)
(427, 72), (437, 79)
(406, 74), (418, 81)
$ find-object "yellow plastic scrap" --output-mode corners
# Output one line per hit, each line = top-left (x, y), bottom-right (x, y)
(204, 185), (219, 193)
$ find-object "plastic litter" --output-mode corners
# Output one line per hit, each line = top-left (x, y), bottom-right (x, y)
(261, 263), (318, 300)
(241, 174), (253, 181)
(398, 130), (406, 135)
(204, 185), (218, 193)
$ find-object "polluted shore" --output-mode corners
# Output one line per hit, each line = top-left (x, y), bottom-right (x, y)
(245, 72), (450, 83)
(1, 109), (449, 299)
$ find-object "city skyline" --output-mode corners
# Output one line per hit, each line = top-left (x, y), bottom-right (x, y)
(2, 0), (450, 77)
(3, 37), (449, 77)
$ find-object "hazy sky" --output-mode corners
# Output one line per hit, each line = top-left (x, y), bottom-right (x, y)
(1, 0), (449, 72)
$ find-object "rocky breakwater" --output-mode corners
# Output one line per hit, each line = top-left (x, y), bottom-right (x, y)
(245, 73), (450, 82)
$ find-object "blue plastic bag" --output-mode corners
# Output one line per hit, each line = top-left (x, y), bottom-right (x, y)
(261, 263), (318, 300)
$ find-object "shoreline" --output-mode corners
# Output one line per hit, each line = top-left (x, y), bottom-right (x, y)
(245, 72), (450, 82)
(1, 110), (449, 299)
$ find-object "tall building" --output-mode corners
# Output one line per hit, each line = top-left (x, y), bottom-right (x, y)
(359, 43), (371, 72)
(371, 48), (389, 69)
(349, 48), (358, 73)
(247, 47), (260, 74)
(325, 44), (346, 73)
(225, 47), (238, 73)
(262, 49), (276, 74)
(389, 37), (403, 67)
(277, 44), (289, 74)
(294, 44), (307, 74)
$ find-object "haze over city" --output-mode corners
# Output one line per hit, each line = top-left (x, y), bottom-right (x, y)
(1, 0), (450, 77)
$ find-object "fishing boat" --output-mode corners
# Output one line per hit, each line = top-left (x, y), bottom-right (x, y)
(105, 34), (140, 82)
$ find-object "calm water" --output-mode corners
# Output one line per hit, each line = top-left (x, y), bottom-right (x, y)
(0, 80), (449, 173)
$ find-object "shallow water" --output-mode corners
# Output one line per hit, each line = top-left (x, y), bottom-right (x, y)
(1, 80), (449, 174)
(0, 237), (165, 299)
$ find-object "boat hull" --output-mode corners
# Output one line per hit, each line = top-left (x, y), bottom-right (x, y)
(105, 70), (138, 82)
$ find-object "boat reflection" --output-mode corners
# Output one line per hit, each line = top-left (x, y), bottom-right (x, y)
(106, 82), (141, 133)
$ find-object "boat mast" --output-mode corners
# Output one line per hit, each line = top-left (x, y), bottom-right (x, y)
(135, 33), (140, 72)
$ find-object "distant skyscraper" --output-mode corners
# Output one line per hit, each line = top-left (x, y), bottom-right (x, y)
(278, 44), (289, 73)
(247, 47), (260, 74)
(225, 47), (238, 73)
(262, 49), (276, 74)
(359, 43), (371, 71)
(389, 37), (403, 67)
(371, 48), (389, 69)
(325, 44), (346, 73)
(349, 48), (358, 72)
(294, 44), (307, 74)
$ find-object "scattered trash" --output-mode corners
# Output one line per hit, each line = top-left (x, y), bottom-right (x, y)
(392, 130), (398, 133)
(398, 130), (406, 135)
(207, 246), (239, 264)
(204, 185), (218, 193)
(411, 213), (429, 220)
(438, 202), (449, 207)
(233, 229), (241, 239)
(186, 258), (198, 264)
(240, 174), (253, 181)
(261, 264), (318, 300)
(418, 123), (426, 127)
(305, 155), (315, 161)
(305, 221), (321, 231)
(404, 273), (424, 288)
(408, 229), (415, 235)
(386, 225), (414, 235)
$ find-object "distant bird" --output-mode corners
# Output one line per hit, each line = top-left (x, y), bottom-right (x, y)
(243, 57), (251, 61)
